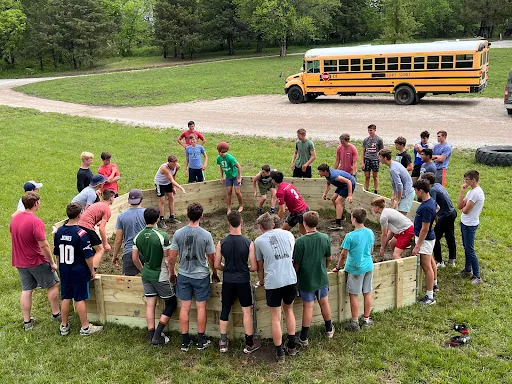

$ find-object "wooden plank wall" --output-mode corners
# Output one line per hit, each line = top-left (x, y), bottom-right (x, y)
(85, 256), (417, 339)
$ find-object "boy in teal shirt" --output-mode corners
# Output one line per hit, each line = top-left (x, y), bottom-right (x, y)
(293, 211), (335, 347)
(332, 208), (375, 332)
(216, 142), (243, 213)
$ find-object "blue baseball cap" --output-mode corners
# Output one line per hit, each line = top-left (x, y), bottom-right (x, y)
(90, 174), (107, 187)
(24, 180), (43, 191)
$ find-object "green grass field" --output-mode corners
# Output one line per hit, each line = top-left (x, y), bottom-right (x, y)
(1, 106), (512, 383)
(15, 48), (511, 106)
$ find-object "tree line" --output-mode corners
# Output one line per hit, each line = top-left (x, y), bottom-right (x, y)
(1, 0), (510, 70)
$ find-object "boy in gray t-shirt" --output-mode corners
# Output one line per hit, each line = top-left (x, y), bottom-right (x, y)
(169, 203), (218, 351)
(254, 213), (297, 362)
(362, 124), (384, 194)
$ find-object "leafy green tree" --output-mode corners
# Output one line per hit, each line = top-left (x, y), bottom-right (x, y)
(0, 0), (26, 65)
(414, 0), (463, 38)
(380, 0), (420, 43)
(461, 0), (512, 38)
(203, 0), (246, 55)
(331, 0), (381, 43)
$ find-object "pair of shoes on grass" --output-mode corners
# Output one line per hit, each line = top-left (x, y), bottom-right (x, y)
(219, 338), (261, 354)
(181, 338), (212, 352)
(450, 324), (470, 346)
(344, 319), (374, 332)
(297, 325), (336, 347)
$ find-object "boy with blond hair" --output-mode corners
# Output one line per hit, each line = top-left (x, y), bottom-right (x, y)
(332, 208), (374, 331)
(77, 152), (94, 192)
(293, 211), (334, 347)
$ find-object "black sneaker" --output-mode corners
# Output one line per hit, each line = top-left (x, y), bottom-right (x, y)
(157, 220), (168, 230)
(419, 295), (436, 306)
(283, 344), (298, 356)
(168, 217), (181, 224)
(181, 339), (193, 352)
(196, 338), (212, 350)
(433, 284), (439, 292)
(152, 332), (170, 346)
(243, 339), (261, 354)
(257, 208), (263, 215)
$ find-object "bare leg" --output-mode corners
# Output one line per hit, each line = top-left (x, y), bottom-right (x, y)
(318, 296), (332, 321)
(431, 256), (438, 281)
(196, 300), (207, 333)
(372, 171), (379, 192)
(270, 307), (283, 346)
(20, 290), (33, 322)
(393, 247), (405, 259)
(364, 171), (371, 191)
(362, 292), (372, 318)
(302, 301), (314, 327)
(219, 320), (229, 335)
(420, 254), (435, 291)
(334, 195), (345, 220)
(75, 300), (90, 329)
(180, 300), (192, 334)
(158, 196), (166, 217)
(281, 222), (292, 231)
(270, 188), (277, 209)
(92, 244), (104, 269)
(283, 303), (296, 336)
(349, 293), (359, 320)
(234, 186), (243, 212)
(258, 194), (267, 209)
(146, 296), (157, 330)
(167, 192), (174, 217)
(242, 306), (253, 336)
(47, 283), (60, 315)
(226, 186), (233, 213)
(61, 299), (72, 325)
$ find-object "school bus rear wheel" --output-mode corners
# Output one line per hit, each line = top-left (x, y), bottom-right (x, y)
(394, 85), (416, 105)
(288, 86), (305, 104)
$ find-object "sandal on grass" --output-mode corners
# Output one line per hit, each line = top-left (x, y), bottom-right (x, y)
(453, 324), (469, 334)
(449, 335), (470, 346)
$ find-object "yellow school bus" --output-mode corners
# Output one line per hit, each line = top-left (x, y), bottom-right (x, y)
(284, 40), (489, 105)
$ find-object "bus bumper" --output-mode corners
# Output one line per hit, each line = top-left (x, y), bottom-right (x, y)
(470, 82), (487, 93)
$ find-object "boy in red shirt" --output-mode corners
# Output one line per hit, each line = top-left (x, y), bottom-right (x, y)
(77, 189), (116, 269)
(98, 152), (120, 197)
(177, 121), (206, 148)
(334, 133), (359, 178)
(271, 171), (309, 235)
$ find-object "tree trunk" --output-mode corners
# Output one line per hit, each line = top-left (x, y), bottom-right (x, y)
(256, 34), (263, 53)
(280, 36), (286, 56)
(174, 44), (177, 58)
(227, 35), (234, 56)
(39, 55), (44, 70)
(163, 44), (167, 58)
(51, 49), (58, 68)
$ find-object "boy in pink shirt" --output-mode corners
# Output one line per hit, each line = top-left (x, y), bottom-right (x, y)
(334, 133), (359, 178)
(98, 152), (120, 197)
(177, 121), (206, 148)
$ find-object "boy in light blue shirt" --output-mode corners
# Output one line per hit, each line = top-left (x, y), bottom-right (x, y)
(332, 208), (374, 332)
(185, 134), (208, 183)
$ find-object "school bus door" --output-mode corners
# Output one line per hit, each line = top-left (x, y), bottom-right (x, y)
(303, 60), (324, 93)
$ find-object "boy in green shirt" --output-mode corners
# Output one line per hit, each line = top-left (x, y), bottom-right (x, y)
(132, 206), (178, 346)
(216, 142), (243, 213)
(291, 128), (316, 178)
(293, 211), (334, 346)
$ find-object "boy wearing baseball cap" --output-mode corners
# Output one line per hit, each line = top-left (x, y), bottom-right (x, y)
(12, 181), (43, 218)
(72, 175), (107, 211)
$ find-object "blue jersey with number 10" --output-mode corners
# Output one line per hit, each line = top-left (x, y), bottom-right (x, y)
(54, 225), (94, 281)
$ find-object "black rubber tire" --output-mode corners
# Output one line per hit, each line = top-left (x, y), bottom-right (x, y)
(288, 86), (305, 104)
(507, 109), (512, 115)
(394, 85), (416, 105)
(475, 146), (512, 167)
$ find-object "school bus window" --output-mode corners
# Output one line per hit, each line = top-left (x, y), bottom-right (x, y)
(427, 56), (439, 69)
(363, 58), (372, 71)
(387, 57), (398, 71)
(324, 60), (338, 72)
(414, 57), (425, 70)
(375, 57), (385, 71)
(351, 58), (361, 71)
(441, 55), (454, 69)
(339, 59), (349, 72)
(456, 54), (473, 68)
(307, 60), (320, 74)
(400, 57), (412, 70)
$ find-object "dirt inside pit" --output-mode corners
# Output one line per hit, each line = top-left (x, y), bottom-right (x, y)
(98, 207), (410, 275)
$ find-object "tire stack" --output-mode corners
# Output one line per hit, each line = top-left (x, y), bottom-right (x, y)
(475, 146), (512, 167)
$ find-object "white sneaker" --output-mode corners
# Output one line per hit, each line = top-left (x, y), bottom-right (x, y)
(80, 324), (103, 336)
(60, 323), (70, 336)
(436, 261), (445, 268)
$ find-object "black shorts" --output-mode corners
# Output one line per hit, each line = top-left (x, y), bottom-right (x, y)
(188, 168), (204, 183)
(286, 207), (309, 228)
(411, 164), (422, 178)
(79, 226), (101, 246)
(155, 183), (174, 197)
(266, 284), (296, 307)
(220, 281), (252, 321)
(293, 166), (312, 178)
(364, 158), (380, 173)
(61, 277), (90, 302)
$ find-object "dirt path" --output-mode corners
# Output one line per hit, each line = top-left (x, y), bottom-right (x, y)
(0, 77), (509, 148)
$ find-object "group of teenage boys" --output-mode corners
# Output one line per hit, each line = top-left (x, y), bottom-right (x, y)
(10, 121), (485, 362)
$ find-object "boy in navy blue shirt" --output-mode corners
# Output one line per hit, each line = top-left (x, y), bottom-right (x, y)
(54, 203), (103, 336)
(412, 179), (438, 305)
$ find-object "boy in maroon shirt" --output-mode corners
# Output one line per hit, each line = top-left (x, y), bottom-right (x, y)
(177, 121), (206, 148)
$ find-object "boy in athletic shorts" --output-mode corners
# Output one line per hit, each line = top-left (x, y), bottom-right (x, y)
(255, 213), (297, 363)
(293, 211), (335, 347)
(154, 155), (187, 229)
(317, 163), (356, 230)
(362, 124), (384, 194)
(55, 203), (102, 336)
(332, 209), (375, 332)
(271, 170), (309, 235)
(412, 131), (434, 182)
(77, 189), (116, 270)
(412, 179), (438, 305)
(252, 165), (277, 215)
(216, 142), (243, 213)
(214, 211), (260, 354)
(370, 197), (414, 259)
(394, 136), (413, 172)
(185, 134), (208, 183)
(132, 206), (178, 346)
(291, 128), (316, 178)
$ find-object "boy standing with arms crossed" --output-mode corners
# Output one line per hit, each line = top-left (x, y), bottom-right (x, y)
(55, 203), (102, 336)
(252, 165), (277, 215)
(98, 152), (120, 197)
(332, 209), (375, 331)
(216, 142), (243, 213)
(362, 124), (384, 194)
(214, 211), (260, 354)
(293, 211), (335, 347)
(185, 134), (208, 183)
(457, 170), (485, 284)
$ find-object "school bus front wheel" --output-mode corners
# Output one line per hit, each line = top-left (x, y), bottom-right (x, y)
(287, 86), (305, 104)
